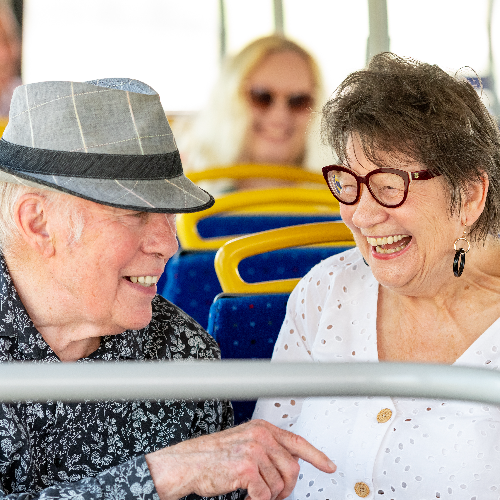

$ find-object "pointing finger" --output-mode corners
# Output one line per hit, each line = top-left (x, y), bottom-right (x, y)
(272, 425), (336, 474)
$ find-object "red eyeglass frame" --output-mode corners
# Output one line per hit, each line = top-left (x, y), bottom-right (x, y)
(322, 164), (440, 208)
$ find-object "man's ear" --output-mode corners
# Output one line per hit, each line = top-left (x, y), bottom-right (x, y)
(463, 174), (489, 227)
(13, 194), (55, 258)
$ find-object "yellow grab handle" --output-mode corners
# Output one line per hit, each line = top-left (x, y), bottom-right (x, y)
(176, 187), (340, 250)
(187, 164), (325, 184)
(214, 221), (355, 294)
(0, 118), (8, 137)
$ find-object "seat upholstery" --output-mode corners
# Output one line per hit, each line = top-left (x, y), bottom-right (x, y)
(197, 214), (339, 239)
(208, 293), (290, 424)
(159, 245), (350, 329)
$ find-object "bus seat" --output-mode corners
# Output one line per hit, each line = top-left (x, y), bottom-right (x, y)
(196, 213), (338, 241)
(208, 292), (290, 425)
(158, 187), (340, 329)
(185, 164), (333, 243)
(209, 293), (289, 359)
(176, 186), (340, 250)
(214, 221), (354, 294)
(0, 118), (8, 137)
(159, 245), (350, 329)
(187, 164), (327, 187)
(209, 221), (355, 423)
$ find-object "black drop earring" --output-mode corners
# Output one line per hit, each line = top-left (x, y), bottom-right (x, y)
(453, 225), (470, 277)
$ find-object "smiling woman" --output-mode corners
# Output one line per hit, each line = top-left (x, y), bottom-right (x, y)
(254, 52), (500, 499)
(176, 35), (329, 193)
(240, 49), (314, 167)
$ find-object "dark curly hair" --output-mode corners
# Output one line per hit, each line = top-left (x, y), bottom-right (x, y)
(321, 52), (500, 241)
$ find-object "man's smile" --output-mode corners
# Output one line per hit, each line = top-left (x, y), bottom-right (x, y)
(125, 275), (159, 287)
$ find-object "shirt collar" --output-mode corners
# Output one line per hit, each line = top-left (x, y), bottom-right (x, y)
(0, 253), (58, 360)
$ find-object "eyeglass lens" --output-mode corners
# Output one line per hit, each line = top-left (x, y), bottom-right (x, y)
(248, 89), (313, 112)
(327, 170), (406, 207)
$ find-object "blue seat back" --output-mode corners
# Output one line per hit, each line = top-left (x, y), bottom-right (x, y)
(159, 245), (350, 329)
(208, 293), (290, 424)
(197, 214), (340, 239)
(158, 250), (219, 328)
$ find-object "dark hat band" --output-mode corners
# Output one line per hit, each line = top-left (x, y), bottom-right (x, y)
(0, 139), (183, 180)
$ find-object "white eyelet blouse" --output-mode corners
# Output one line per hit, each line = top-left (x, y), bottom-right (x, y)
(253, 247), (500, 500)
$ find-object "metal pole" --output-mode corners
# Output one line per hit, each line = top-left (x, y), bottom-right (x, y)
(366, 0), (390, 64)
(273, 0), (284, 35)
(1, 361), (500, 405)
(219, 0), (226, 61)
(486, 0), (500, 118)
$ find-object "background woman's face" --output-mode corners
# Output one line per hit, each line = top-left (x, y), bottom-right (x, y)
(242, 50), (315, 165)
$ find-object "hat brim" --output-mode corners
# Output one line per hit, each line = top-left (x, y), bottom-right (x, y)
(0, 167), (214, 213)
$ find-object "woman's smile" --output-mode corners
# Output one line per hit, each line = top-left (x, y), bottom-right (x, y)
(366, 234), (411, 255)
(244, 50), (314, 165)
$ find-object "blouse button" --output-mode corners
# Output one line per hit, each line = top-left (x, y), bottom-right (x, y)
(376, 408), (392, 423)
(354, 482), (370, 497)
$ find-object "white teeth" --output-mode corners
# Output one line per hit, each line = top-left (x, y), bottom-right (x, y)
(128, 276), (159, 287)
(375, 245), (406, 254)
(366, 234), (409, 246)
(366, 234), (411, 255)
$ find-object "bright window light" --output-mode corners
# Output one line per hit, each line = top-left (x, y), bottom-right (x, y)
(22, 0), (219, 113)
(21, 0), (500, 115)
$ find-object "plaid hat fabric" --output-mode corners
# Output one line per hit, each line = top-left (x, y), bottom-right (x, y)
(0, 78), (214, 213)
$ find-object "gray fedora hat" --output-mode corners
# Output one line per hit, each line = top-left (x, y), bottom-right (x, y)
(0, 78), (214, 213)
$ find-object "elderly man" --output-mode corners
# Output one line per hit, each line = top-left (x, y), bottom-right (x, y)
(0, 79), (335, 500)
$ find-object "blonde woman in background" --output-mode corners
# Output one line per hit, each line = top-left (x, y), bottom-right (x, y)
(0, 0), (21, 117)
(176, 35), (331, 193)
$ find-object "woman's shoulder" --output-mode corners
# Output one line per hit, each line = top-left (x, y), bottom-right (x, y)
(285, 247), (376, 321)
(298, 247), (375, 294)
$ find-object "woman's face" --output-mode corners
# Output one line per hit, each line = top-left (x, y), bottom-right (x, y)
(241, 50), (315, 165)
(340, 135), (466, 296)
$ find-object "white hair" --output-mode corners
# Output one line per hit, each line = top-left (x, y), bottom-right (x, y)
(0, 182), (85, 252)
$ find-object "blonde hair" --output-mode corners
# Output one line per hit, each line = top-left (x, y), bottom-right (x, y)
(0, 183), (84, 251)
(0, 0), (21, 77)
(176, 35), (331, 173)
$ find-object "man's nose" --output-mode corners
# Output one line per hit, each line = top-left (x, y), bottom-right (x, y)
(143, 214), (179, 261)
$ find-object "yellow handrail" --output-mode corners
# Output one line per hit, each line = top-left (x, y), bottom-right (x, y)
(0, 118), (8, 137)
(176, 187), (340, 250)
(187, 164), (325, 184)
(214, 221), (355, 294)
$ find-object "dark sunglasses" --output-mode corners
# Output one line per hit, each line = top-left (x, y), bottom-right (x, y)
(248, 88), (313, 112)
(322, 164), (441, 208)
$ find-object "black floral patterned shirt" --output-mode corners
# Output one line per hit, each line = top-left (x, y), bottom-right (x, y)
(0, 256), (243, 500)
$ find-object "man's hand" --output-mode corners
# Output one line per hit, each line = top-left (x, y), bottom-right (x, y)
(146, 419), (336, 500)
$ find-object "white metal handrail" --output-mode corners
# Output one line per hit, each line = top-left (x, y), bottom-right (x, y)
(0, 361), (498, 405)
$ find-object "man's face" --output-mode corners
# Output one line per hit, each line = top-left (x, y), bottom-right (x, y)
(51, 198), (178, 335)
